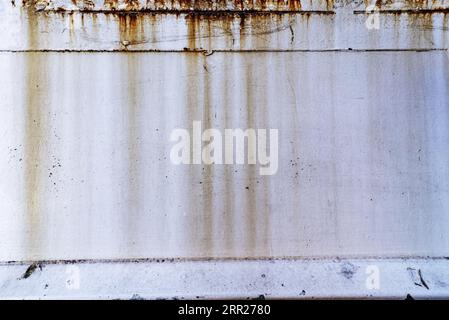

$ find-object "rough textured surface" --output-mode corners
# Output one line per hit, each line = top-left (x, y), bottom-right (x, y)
(1, 2), (449, 51)
(20, 0), (333, 12)
(1, 50), (449, 260)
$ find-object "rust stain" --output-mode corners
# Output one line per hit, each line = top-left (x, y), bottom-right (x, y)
(21, 0), (314, 12)
(185, 13), (199, 50)
(201, 53), (214, 256)
(116, 11), (144, 249)
(222, 57), (235, 254)
(244, 59), (257, 255)
(21, 0), (449, 12)
(104, 0), (119, 10)
(125, 52), (142, 250)
(259, 114), (270, 256)
(24, 9), (45, 258)
(73, 0), (95, 10)
(118, 13), (147, 48)
(123, 0), (140, 10)
(184, 53), (202, 255)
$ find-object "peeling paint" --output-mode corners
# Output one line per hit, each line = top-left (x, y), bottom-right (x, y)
(21, 0), (333, 12)
(1, 2), (447, 52)
(360, 0), (449, 11)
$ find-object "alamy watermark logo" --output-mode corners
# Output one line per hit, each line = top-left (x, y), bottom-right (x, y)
(170, 121), (279, 176)
(65, 265), (80, 290)
(365, 265), (380, 290)
(365, 3), (380, 30)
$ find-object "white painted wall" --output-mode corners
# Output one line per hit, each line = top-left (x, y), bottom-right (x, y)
(0, 0), (448, 298)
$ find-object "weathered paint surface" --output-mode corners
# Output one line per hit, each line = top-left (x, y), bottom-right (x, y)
(360, 0), (449, 11)
(1, 49), (448, 261)
(1, 258), (448, 299)
(21, 0), (333, 12)
(1, 1), (449, 51)
(0, 1), (448, 264)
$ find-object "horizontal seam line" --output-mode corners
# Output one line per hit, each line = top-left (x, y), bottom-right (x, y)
(30, 10), (335, 15)
(1, 256), (449, 266)
(354, 9), (449, 14)
(0, 49), (447, 53)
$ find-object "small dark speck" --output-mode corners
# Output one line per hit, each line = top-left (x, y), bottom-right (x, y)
(130, 294), (145, 300)
(261, 274), (266, 278)
(245, 186), (249, 190)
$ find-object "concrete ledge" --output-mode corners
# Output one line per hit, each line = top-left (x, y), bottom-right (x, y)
(1, 258), (449, 299)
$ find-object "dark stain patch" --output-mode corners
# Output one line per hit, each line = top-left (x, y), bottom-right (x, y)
(340, 262), (358, 279)
(289, 24), (295, 44)
(130, 293), (145, 300)
(405, 293), (415, 300)
(418, 269), (429, 290)
(407, 267), (430, 290)
(21, 262), (42, 279)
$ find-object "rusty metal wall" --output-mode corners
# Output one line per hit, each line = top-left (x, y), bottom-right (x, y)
(0, 1), (448, 263)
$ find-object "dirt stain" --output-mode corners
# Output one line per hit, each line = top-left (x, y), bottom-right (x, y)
(24, 8), (47, 259)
